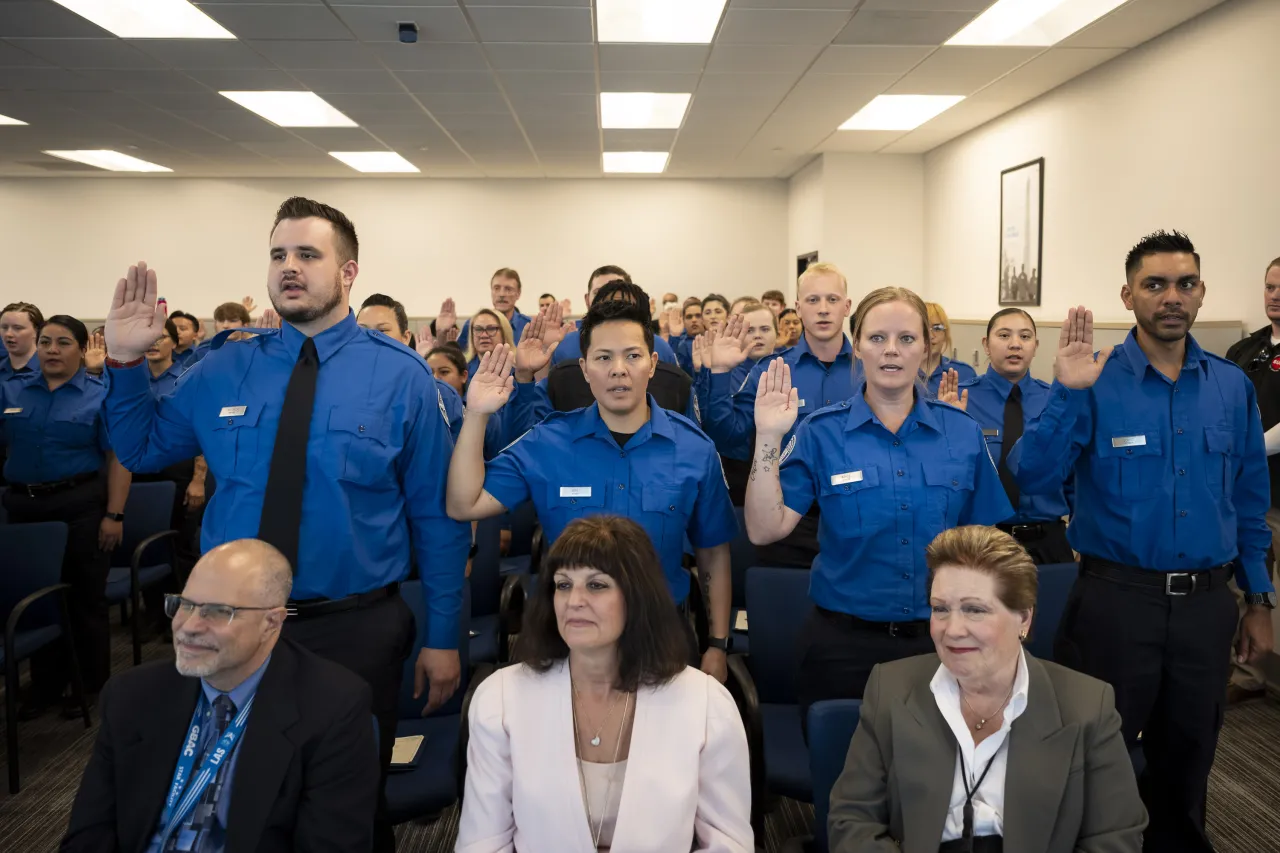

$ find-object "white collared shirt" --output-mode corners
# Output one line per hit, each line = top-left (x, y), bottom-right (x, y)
(929, 649), (1030, 842)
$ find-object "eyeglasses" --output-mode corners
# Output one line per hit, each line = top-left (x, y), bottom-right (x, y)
(930, 324), (947, 333)
(472, 325), (501, 336)
(164, 594), (281, 626)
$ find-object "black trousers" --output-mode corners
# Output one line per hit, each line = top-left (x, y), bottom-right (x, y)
(999, 519), (1075, 565)
(3, 478), (111, 696)
(1054, 562), (1239, 853)
(797, 605), (934, 735)
(282, 592), (415, 853)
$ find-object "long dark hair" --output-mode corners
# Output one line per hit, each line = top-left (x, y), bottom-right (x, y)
(40, 315), (89, 350)
(520, 515), (689, 692)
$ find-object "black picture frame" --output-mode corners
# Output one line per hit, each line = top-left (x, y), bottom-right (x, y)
(999, 157), (1044, 307)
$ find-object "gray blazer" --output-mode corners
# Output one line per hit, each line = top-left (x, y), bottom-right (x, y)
(828, 652), (1146, 853)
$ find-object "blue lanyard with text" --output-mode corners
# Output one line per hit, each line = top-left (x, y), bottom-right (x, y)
(155, 694), (255, 848)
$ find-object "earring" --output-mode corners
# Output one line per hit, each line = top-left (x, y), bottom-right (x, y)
(1019, 631), (1028, 641)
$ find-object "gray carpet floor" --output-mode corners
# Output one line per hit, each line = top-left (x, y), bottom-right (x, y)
(3, 622), (1279, 852)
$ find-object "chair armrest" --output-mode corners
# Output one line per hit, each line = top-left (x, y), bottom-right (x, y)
(5, 583), (72, 650)
(131, 529), (180, 573)
(529, 524), (544, 578)
(456, 662), (498, 802)
(725, 652), (768, 836)
(498, 574), (527, 638)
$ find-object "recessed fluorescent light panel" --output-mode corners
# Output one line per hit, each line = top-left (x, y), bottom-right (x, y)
(598, 0), (727, 44)
(839, 95), (965, 131)
(220, 91), (357, 128)
(44, 150), (172, 172)
(0, 114), (28, 126)
(329, 151), (419, 173)
(603, 152), (669, 174)
(51, 0), (235, 39)
(600, 93), (691, 129)
(947, 0), (1129, 47)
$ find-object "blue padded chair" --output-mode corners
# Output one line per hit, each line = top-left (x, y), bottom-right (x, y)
(505, 500), (538, 559)
(727, 507), (756, 655)
(386, 579), (489, 824)
(0, 487), (7, 524)
(471, 515), (530, 664)
(105, 481), (179, 666)
(808, 700), (862, 853)
(725, 565), (814, 839)
(1, 521), (90, 793)
(1028, 562), (1078, 662)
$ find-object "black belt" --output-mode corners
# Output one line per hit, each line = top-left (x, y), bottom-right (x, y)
(817, 606), (929, 638)
(1082, 556), (1234, 596)
(996, 519), (1062, 542)
(286, 582), (398, 620)
(939, 836), (1003, 853)
(8, 471), (98, 497)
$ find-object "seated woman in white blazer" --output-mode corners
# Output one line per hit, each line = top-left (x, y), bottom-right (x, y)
(456, 514), (753, 853)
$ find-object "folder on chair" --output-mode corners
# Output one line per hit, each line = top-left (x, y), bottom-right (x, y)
(390, 735), (425, 769)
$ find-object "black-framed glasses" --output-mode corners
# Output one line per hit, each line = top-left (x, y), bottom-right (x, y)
(472, 325), (501, 336)
(164, 594), (281, 625)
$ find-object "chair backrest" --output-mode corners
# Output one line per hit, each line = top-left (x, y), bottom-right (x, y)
(728, 507), (756, 610)
(0, 521), (69, 628)
(745, 566), (813, 704)
(505, 500), (538, 558)
(546, 360), (692, 417)
(398, 579), (472, 719)
(808, 699), (862, 853)
(1028, 562), (1078, 661)
(0, 487), (7, 524)
(471, 515), (505, 619)
(112, 481), (177, 566)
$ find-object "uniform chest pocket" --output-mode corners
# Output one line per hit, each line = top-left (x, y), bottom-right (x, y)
(328, 408), (394, 486)
(45, 408), (97, 446)
(818, 467), (881, 534)
(923, 462), (975, 522)
(641, 484), (697, 556)
(208, 402), (265, 475)
(1204, 426), (1236, 499)
(544, 480), (607, 533)
(1094, 429), (1163, 501)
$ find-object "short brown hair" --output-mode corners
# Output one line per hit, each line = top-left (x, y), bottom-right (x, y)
(272, 196), (359, 264)
(1, 301), (44, 329)
(588, 265), (631, 288)
(1266, 257), (1280, 276)
(740, 300), (777, 331)
(491, 267), (522, 291)
(853, 287), (932, 362)
(682, 296), (701, 309)
(761, 289), (785, 304)
(925, 526), (1037, 613)
(520, 515), (689, 693)
(213, 302), (252, 325)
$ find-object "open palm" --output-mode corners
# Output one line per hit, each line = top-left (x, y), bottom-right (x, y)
(467, 346), (515, 414)
(709, 314), (750, 373)
(1055, 306), (1113, 390)
(106, 262), (167, 361)
(754, 358), (800, 437)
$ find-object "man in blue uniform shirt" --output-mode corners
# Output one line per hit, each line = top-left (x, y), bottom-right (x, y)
(1009, 230), (1275, 853)
(456, 267), (531, 351)
(99, 197), (469, 852)
(446, 297), (739, 681)
(551, 265), (680, 367)
(168, 311), (204, 370)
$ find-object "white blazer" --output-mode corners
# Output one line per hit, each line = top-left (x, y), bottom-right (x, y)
(455, 661), (753, 853)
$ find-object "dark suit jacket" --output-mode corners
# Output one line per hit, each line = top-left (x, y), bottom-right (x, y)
(61, 638), (380, 853)
(828, 652), (1146, 853)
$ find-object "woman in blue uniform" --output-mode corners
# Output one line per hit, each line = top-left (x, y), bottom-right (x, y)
(942, 308), (1075, 564)
(924, 301), (977, 396)
(744, 288), (1013, 722)
(1, 301), (41, 383)
(1, 315), (132, 717)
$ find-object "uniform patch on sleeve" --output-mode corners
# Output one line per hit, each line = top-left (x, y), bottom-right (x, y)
(498, 430), (530, 455)
(692, 393), (701, 426)
(437, 389), (450, 428)
(779, 434), (797, 463)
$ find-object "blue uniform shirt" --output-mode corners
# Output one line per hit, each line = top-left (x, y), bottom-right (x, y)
(925, 356), (977, 398)
(439, 381), (517, 462)
(703, 334), (857, 454)
(102, 313), (471, 648)
(148, 361), (185, 400)
(481, 397), (737, 603)
(0, 352), (38, 384)
(173, 346), (203, 370)
(693, 360), (760, 461)
(552, 329), (679, 368)
(960, 366), (1071, 523)
(0, 368), (111, 483)
(1009, 329), (1274, 594)
(779, 390), (1014, 621)
(458, 310), (531, 352)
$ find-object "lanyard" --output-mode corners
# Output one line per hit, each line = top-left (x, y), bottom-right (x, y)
(156, 694), (255, 848)
(957, 746), (1000, 846)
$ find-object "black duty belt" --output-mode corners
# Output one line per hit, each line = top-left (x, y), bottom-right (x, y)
(1082, 556), (1234, 596)
(996, 519), (1063, 542)
(8, 471), (98, 497)
(817, 606), (929, 638)
(287, 582), (399, 620)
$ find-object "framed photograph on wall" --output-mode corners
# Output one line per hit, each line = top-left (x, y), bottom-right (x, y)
(999, 157), (1044, 306)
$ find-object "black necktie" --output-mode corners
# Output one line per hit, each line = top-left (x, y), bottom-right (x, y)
(998, 384), (1022, 508)
(258, 337), (319, 572)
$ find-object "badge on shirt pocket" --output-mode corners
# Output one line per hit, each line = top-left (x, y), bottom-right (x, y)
(218, 405), (247, 418)
(830, 471), (864, 486)
(559, 486), (592, 498)
(1110, 435), (1147, 448)
(2, 407), (21, 414)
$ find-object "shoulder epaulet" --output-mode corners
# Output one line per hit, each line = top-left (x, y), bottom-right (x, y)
(362, 329), (435, 371)
(1203, 350), (1237, 367)
(208, 327), (277, 351)
(958, 374), (983, 388)
(924, 396), (982, 424)
(665, 406), (713, 439)
(1029, 376), (1052, 390)
(806, 399), (852, 421)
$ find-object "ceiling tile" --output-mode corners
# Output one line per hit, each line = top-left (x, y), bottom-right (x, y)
(717, 9), (853, 45)
(810, 44), (933, 74)
(131, 39), (277, 70)
(749, 72), (898, 150)
(250, 40), (383, 70)
(1062, 0), (1226, 49)
(602, 128), (677, 149)
(834, 9), (978, 45)
(437, 112), (524, 135)
(598, 44), (708, 73)
(469, 7), (593, 43)
(327, 0), (462, 6)
(599, 71), (701, 93)
(374, 41), (487, 70)
(288, 68), (406, 93)
(729, 0), (861, 8)
(167, 109), (298, 142)
(331, 6), (474, 43)
(887, 46), (1041, 96)
(288, 127), (383, 147)
(88, 69), (214, 93)
(130, 91), (244, 112)
(238, 139), (325, 158)
(497, 70), (597, 94)
(0, 66), (95, 90)
(973, 47), (1125, 103)
(8, 38), (165, 69)
(0, 41), (50, 66)
(859, 0), (991, 9)
(393, 70), (500, 93)
(198, 4), (353, 41)
(695, 72), (798, 99)
(416, 92), (511, 114)
(184, 68), (302, 90)
(507, 91), (597, 115)
(705, 43), (822, 74)
(817, 129), (905, 152)
(357, 111), (441, 131)
(486, 42), (595, 71)
(0, 2), (112, 38)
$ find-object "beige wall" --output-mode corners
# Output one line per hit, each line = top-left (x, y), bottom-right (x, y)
(0, 177), (789, 320)
(787, 157), (825, 297)
(922, 0), (1277, 336)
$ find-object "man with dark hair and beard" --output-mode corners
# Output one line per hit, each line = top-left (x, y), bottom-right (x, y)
(1009, 230), (1275, 853)
(97, 196), (469, 852)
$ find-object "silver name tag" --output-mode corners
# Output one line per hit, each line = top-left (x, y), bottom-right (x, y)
(982, 428), (999, 437)
(219, 405), (247, 418)
(830, 471), (863, 486)
(797, 399), (806, 408)
(559, 486), (592, 498)
(1111, 435), (1147, 448)
(3, 407), (21, 414)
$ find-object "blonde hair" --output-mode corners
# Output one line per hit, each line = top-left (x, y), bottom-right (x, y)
(925, 302), (952, 353)
(467, 308), (515, 361)
(738, 300), (777, 331)
(797, 262), (848, 294)
(852, 287), (932, 362)
(925, 526), (1038, 613)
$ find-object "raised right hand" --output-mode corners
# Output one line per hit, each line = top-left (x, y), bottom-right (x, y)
(709, 312), (750, 374)
(415, 324), (436, 357)
(106, 262), (167, 361)
(466, 345), (515, 414)
(436, 298), (457, 333)
(514, 314), (551, 380)
(754, 358), (800, 438)
(1054, 306), (1113, 390)
(668, 306), (685, 338)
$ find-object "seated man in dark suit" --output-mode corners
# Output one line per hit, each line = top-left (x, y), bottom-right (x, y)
(62, 539), (380, 853)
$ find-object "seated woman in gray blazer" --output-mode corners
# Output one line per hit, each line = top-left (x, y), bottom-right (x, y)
(829, 525), (1146, 853)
